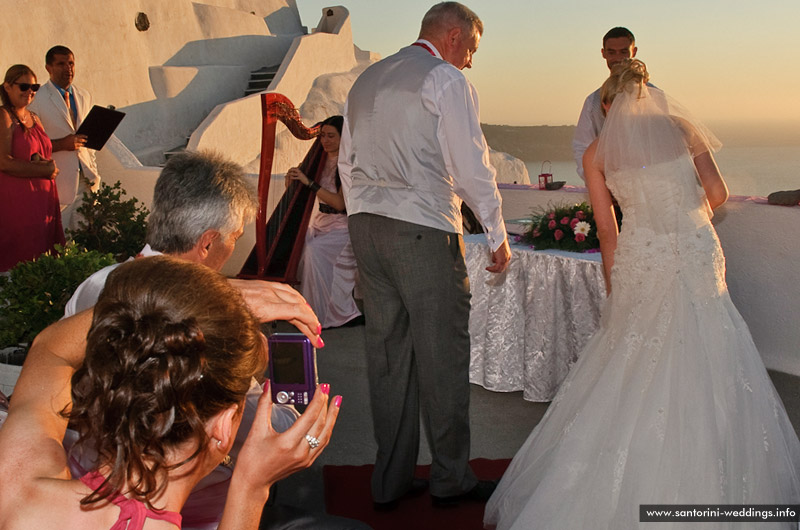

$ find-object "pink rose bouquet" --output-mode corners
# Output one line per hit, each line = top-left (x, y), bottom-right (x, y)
(520, 201), (600, 252)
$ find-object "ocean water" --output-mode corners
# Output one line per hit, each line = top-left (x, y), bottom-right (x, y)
(524, 146), (799, 198)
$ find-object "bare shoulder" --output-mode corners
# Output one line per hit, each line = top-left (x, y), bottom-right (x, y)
(582, 139), (603, 178)
(0, 402), (72, 506)
(0, 106), (13, 127)
(0, 475), (94, 529)
(583, 138), (599, 160)
(29, 111), (43, 128)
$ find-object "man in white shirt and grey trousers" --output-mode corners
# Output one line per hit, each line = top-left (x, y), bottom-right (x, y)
(339, 1), (511, 511)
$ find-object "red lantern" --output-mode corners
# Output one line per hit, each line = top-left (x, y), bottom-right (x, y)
(538, 160), (553, 189)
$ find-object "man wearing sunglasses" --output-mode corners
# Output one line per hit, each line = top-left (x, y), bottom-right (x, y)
(29, 45), (101, 230)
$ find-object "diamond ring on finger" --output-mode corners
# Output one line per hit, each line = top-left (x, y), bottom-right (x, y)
(305, 434), (320, 449)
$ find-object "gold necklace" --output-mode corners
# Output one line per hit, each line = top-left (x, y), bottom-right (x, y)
(15, 110), (31, 125)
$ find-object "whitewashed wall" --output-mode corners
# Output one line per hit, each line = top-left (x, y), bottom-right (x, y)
(0, 0), (302, 164)
(188, 6), (359, 170)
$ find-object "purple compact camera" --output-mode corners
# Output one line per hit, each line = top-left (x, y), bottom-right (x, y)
(267, 333), (318, 405)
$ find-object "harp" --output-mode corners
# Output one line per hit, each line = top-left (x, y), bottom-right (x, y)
(239, 93), (322, 282)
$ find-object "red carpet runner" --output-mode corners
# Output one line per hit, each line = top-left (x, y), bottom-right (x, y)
(323, 458), (511, 530)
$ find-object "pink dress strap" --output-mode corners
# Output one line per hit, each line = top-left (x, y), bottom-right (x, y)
(79, 471), (182, 530)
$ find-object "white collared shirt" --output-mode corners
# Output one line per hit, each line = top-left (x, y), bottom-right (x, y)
(339, 40), (507, 251)
(63, 245), (161, 317)
(572, 88), (604, 181)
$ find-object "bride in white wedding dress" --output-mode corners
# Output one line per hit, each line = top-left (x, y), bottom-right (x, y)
(484, 59), (800, 529)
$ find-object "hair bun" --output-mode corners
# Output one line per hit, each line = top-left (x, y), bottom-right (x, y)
(94, 305), (207, 385)
(628, 59), (650, 83)
(144, 313), (206, 359)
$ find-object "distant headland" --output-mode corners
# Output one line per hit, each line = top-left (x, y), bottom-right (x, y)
(481, 124), (575, 162)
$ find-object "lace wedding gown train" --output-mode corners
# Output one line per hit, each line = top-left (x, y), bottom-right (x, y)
(484, 153), (800, 529)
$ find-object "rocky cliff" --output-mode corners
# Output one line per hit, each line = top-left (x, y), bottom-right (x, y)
(482, 124), (575, 162)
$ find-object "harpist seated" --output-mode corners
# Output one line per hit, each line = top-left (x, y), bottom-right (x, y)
(285, 115), (362, 328)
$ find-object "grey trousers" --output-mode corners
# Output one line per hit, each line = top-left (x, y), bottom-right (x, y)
(348, 213), (478, 502)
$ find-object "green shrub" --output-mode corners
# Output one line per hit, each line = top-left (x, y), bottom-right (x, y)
(0, 243), (114, 351)
(67, 181), (149, 262)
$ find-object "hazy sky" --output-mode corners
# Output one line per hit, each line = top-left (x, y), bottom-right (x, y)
(297, 1), (800, 128)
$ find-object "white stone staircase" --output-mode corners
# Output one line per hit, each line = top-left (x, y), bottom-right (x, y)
(160, 65), (280, 163)
(244, 65), (280, 97)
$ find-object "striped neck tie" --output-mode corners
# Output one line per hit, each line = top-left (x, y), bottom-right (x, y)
(63, 89), (76, 127)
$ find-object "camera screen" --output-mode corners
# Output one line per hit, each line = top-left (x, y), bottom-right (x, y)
(271, 341), (306, 384)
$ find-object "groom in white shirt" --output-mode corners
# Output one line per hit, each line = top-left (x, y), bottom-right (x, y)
(340, 1), (510, 511)
(572, 27), (638, 180)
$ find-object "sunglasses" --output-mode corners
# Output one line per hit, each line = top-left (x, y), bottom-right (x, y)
(14, 82), (41, 93)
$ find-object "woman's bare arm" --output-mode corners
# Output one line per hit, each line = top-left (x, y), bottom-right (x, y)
(583, 140), (618, 295)
(693, 151), (728, 210)
(285, 167), (346, 211)
(319, 185), (346, 212)
(0, 311), (93, 513)
(675, 116), (728, 210)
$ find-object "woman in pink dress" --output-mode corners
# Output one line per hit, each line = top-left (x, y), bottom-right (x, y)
(0, 256), (339, 529)
(0, 64), (64, 272)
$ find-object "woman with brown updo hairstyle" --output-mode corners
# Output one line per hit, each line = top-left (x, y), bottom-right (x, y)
(0, 64), (64, 271)
(0, 256), (341, 530)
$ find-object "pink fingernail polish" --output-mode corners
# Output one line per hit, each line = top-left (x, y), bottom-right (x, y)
(333, 395), (342, 408)
(318, 337), (325, 348)
(320, 383), (330, 395)
(316, 324), (322, 335)
(261, 380), (270, 393)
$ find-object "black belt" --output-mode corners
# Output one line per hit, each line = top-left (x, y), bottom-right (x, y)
(319, 203), (346, 215)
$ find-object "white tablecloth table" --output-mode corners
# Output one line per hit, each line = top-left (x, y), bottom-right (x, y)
(464, 234), (606, 401)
